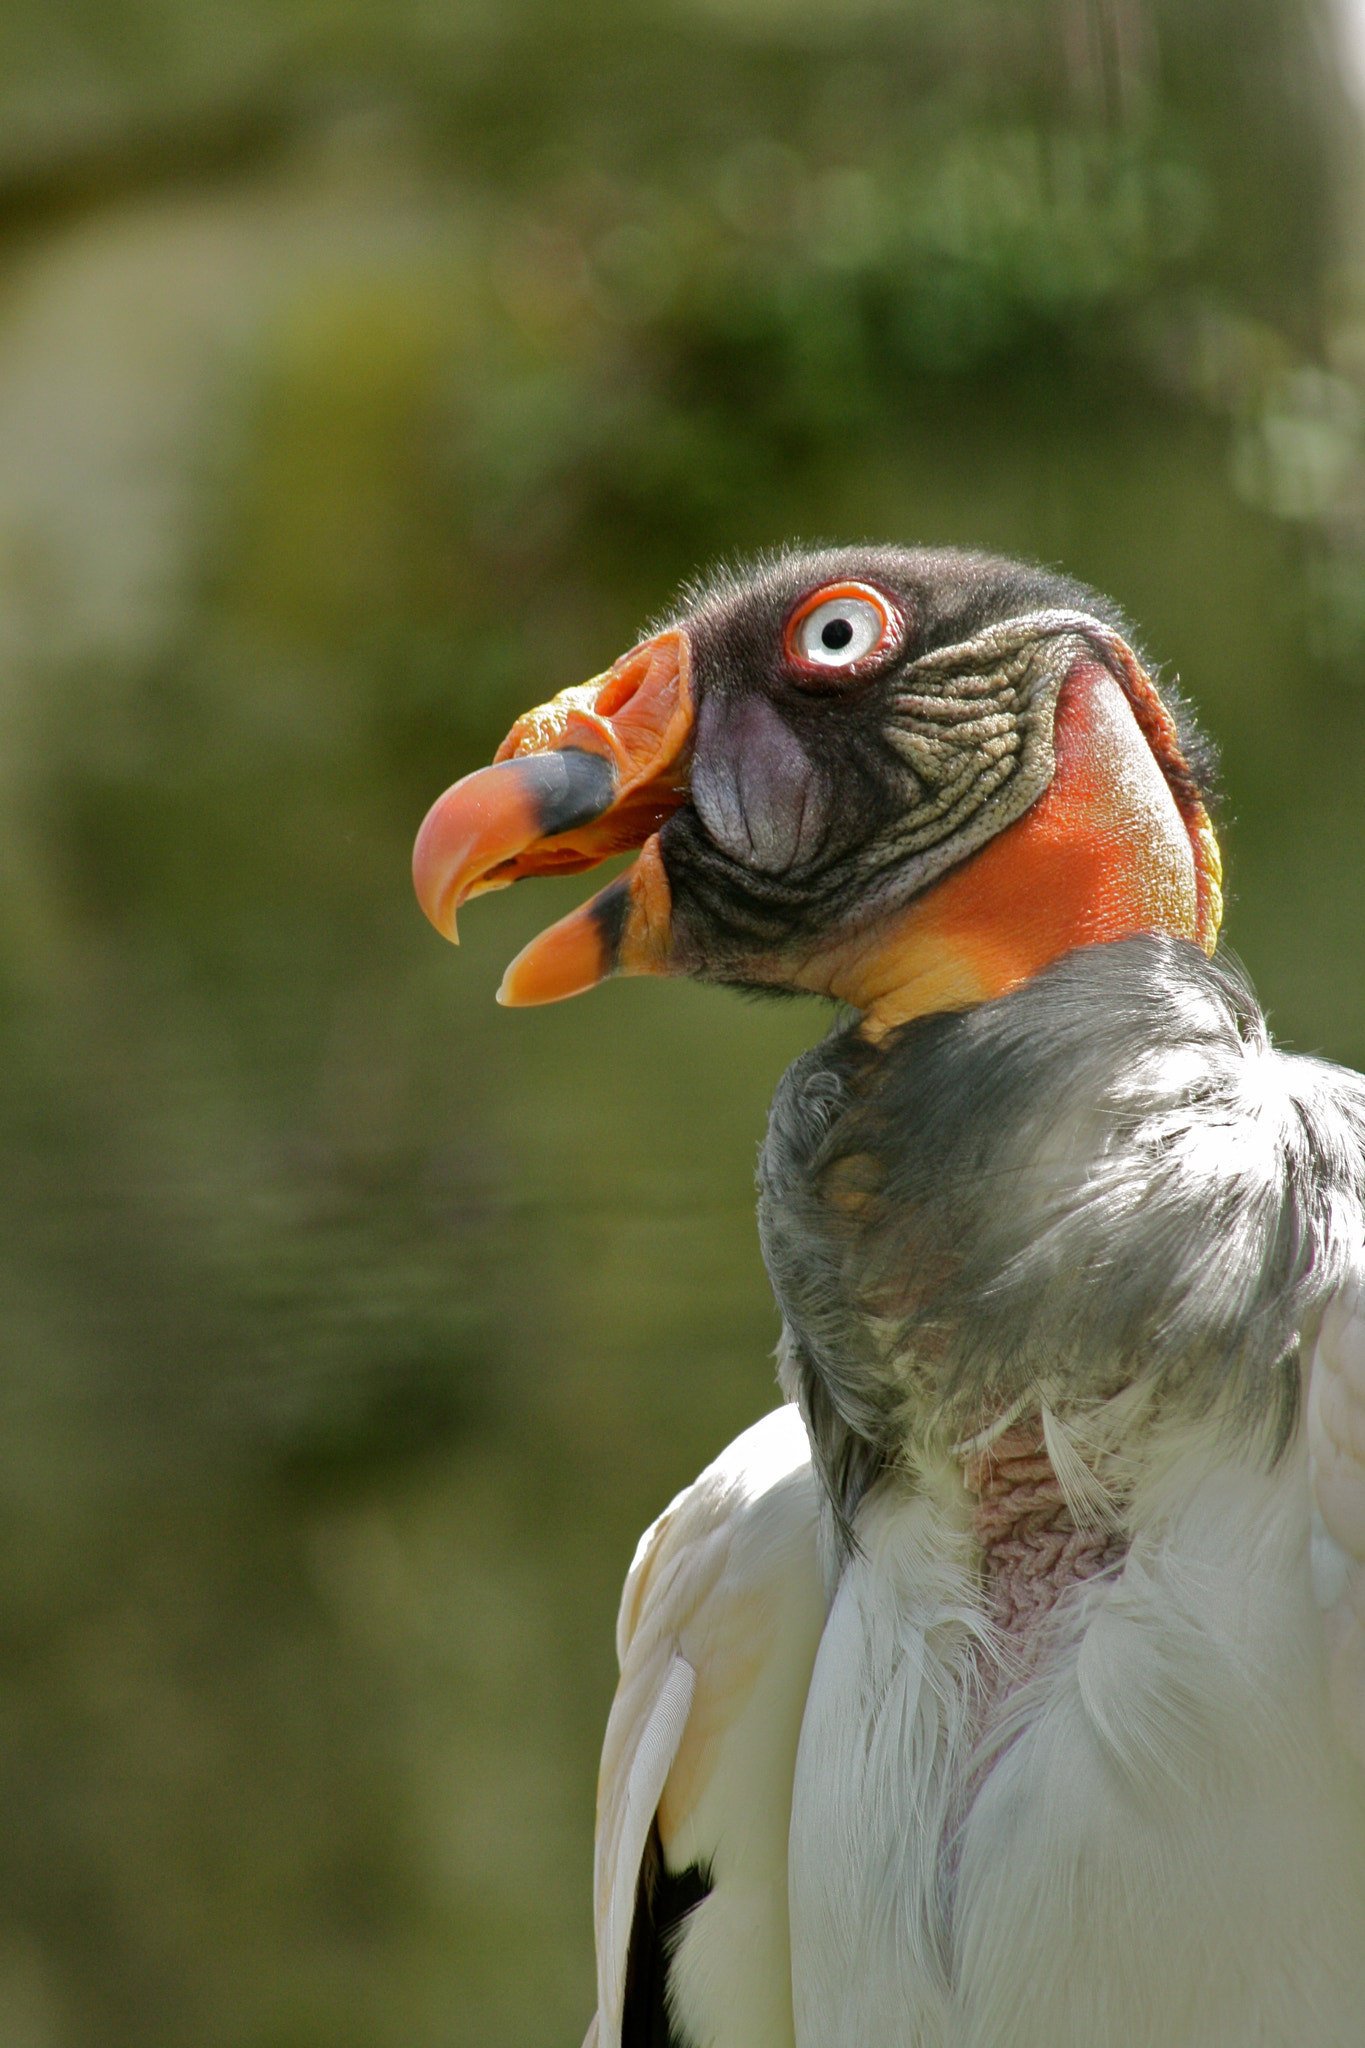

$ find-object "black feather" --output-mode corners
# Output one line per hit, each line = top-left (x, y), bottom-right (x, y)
(621, 1821), (712, 2048)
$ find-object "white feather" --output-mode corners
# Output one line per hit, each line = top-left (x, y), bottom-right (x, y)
(1308, 1267), (1365, 1768)
(602, 1653), (694, 2038)
(792, 1404), (1365, 2047)
(1041, 1401), (1122, 1532)
(586, 1404), (824, 2048)
(587, 1289), (1365, 2048)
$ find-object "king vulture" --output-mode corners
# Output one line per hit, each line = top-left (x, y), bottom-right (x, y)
(413, 547), (1365, 2048)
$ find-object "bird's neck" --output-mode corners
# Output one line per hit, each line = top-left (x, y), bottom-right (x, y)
(757, 938), (1312, 1547)
(800, 660), (1206, 1038)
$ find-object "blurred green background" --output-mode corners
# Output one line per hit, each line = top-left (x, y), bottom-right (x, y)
(1, 1), (1364, 2042)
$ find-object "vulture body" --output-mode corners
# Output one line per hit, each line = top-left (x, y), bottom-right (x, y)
(413, 546), (1365, 2047)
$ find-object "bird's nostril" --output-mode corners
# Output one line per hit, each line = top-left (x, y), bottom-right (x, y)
(595, 671), (641, 716)
(595, 646), (656, 717)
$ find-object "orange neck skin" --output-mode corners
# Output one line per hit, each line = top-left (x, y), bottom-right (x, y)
(792, 659), (1203, 1039)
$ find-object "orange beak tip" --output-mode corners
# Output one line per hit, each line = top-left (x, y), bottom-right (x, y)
(493, 948), (571, 1008)
(412, 750), (616, 946)
(495, 895), (618, 1007)
(493, 936), (543, 1007)
(416, 889), (459, 944)
(495, 960), (551, 1008)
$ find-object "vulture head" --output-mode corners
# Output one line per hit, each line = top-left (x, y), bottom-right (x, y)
(412, 546), (1222, 1032)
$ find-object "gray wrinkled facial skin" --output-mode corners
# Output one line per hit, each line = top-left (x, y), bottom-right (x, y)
(758, 935), (1365, 1546)
(652, 543), (1212, 986)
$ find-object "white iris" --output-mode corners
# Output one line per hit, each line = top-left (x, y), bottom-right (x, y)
(796, 596), (884, 666)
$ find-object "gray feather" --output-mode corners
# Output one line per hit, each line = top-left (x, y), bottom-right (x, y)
(758, 936), (1365, 1540)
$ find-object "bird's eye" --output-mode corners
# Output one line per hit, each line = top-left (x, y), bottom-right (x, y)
(785, 582), (899, 679)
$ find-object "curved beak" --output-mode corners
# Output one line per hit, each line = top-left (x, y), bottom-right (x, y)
(412, 630), (693, 1003)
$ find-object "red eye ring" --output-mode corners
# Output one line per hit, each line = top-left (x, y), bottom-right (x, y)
(783, 581), (902, 686)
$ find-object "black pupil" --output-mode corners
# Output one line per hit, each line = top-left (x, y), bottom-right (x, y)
(820, 616), (855, 651)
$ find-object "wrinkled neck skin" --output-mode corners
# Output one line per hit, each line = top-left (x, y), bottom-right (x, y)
(789, 662), (1204, 1038)
(757, 935), (1365, 1616)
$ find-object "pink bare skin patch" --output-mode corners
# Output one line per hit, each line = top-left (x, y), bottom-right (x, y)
(962, 1421), (1126, 1691)
(936, 1415), (1128, 1914)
